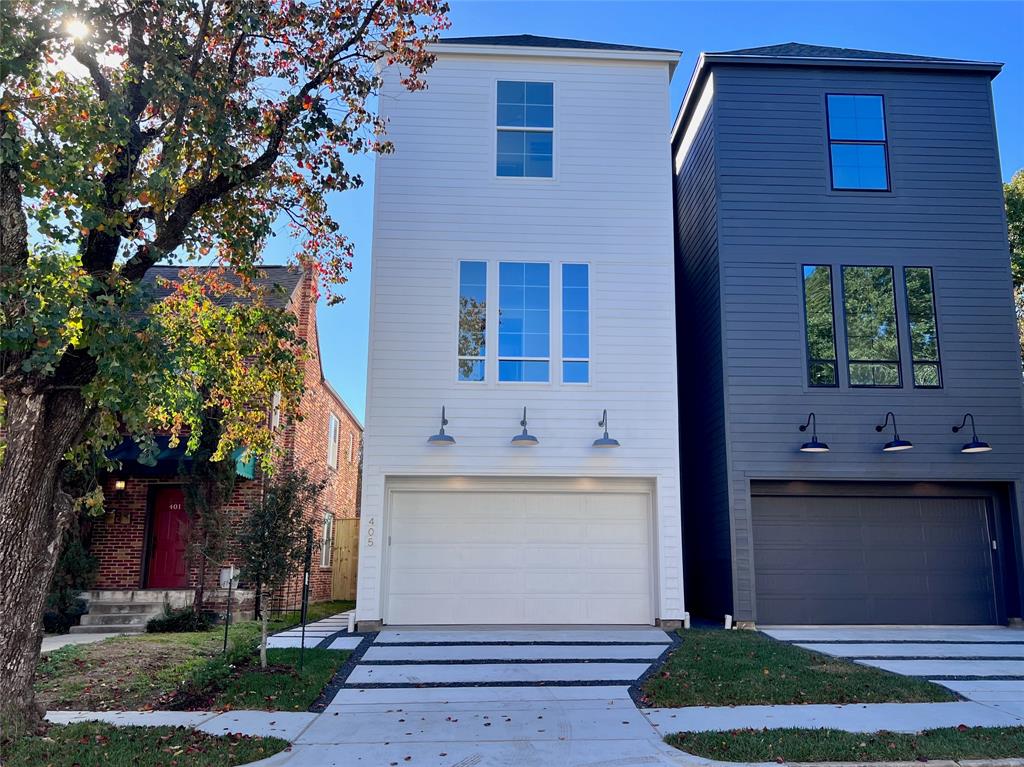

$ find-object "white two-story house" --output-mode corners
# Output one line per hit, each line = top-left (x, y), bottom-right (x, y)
(356, 34), (684, 629)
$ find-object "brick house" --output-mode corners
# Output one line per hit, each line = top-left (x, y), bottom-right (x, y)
(75, 266), (362, 634)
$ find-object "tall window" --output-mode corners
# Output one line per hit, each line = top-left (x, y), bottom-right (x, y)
(842, 266), (901, 387)
(826, 94), (889, 191)
(458, 261), (486, 381)
(320, 514), (334, 568)
(562, 263), (589, 383)
(801, 265), (838, 387)
(498, 262), (549, 382)
(327, 413), (340, 468)
(496, 81), (553, 178)
(905, 267), (942, 388)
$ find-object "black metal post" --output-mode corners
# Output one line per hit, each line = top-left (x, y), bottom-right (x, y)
(299, 527), (313, 672)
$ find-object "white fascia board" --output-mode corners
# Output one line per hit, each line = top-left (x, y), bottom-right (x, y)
(428, 43), (681, 76)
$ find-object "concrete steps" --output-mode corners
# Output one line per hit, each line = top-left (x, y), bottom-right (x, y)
(69, 590), (192, 635)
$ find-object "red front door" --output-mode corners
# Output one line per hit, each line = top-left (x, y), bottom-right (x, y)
(146, 487), (190, 588)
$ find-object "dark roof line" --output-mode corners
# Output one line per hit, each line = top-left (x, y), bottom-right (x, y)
(710, 41), (994, 64)
(435, 34), (679, 55)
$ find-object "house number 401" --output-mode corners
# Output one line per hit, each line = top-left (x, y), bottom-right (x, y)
(366, 518), (375, 547)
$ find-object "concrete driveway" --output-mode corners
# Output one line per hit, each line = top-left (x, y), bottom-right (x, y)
(762, 625), (1024, 720)
(252, 626), (695, 767)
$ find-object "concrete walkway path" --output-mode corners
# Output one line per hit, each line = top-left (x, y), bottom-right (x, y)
(41, 631), (124, 652)
(762, 625), (1024, 721)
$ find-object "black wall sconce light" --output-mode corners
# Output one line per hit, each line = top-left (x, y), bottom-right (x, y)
(511, 406), (538, 446)
(953, 413), (992, 454)
(427, 406), (455, 445)
(593, 410), (620, 448)
(798, 412), (829, 453)
(875, 411), (913, 452)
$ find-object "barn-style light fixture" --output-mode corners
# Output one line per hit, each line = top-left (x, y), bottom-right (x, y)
(427, 406), (455, 446)
(511, 406), (538, 446)
(593, 410), (620, 448)
(953, 413), (992, 454)
(798, 412), (829, 453)
(875, 411), (913, 452)
(113, 478), (127, 492)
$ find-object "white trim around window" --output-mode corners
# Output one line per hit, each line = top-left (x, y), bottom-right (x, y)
(320, 513), (334, 568)
(327, 412), (340, 469)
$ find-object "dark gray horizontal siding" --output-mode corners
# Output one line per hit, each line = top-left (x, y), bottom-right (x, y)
(675, 100), (733, 620)
(706, 63), (1024, 623)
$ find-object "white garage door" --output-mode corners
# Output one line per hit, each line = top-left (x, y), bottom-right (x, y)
(385, 489), (654, 625)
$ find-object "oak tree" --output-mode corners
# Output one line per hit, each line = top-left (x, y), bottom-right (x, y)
(0, 0), (447, 730)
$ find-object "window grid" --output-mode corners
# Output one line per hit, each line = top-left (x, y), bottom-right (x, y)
(327, 413), (339, 468)
(458, 261), (487, 382)
(562, 263), (589, 384)
(904, 266), (943, 388)
(841, 265), (903, 388)
(826, 94), (890, 191)
(801, 265), (838, 388)
(320, 514), (334, 568)
(498, 262), (550, 382)
(497, 80), (553, 178)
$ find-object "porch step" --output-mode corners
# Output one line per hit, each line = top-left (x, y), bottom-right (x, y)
(69, 623), (146, 635)
(85, 601), (166, 615)
(79, 612), (153, 627)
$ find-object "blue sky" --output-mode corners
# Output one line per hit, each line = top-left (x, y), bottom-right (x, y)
(263, 0), (1024, 421)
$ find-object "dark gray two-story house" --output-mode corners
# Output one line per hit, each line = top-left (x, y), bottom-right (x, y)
(673, 43), (1024, 626)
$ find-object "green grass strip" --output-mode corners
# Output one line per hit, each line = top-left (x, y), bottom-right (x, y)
(1, 722), (288, 767)
(641, 629), (956, 707)
(667, 726), (1024, 763)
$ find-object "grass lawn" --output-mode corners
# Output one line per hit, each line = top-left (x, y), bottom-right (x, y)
(666, 726), (1024, 762)
(36, 600), (353, 712)
(1, 722), (288, 767)
(640, 629), (956, 707)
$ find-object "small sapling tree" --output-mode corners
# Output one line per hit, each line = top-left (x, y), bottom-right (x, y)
(238, 468), (325, 667)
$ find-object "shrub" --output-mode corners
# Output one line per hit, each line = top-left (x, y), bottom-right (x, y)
(44, 525), (97, 634)
(146, 605), (214, 633)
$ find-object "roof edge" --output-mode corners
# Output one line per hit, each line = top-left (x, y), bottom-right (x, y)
(427, 42), (680, 76)
(671, 51), (1002, 147)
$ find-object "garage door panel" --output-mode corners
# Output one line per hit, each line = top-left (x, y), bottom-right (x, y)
(753, 491), (997, 625)
(386, 488), (653, 625)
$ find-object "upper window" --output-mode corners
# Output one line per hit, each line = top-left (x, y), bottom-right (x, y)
(826, 94), (889, 191)
(320, 513), (334, 568)
(562, 264), (589, 383)
(842, 266), (901, 387)
(327, 413), (340, 468)
(348, 432), (356, 463)
(458, 261), (487, 381)
(801, 265), (838, 387)
(904, 267), (942, 388)
(498, 262), (550, 382)
(496, 81), (553, 178)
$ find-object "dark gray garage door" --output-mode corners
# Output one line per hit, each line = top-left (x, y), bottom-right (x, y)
(752, 492), (998, 625)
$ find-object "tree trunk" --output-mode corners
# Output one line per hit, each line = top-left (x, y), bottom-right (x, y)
(260, 603), (269, 669)
(0, 389), (90, 733)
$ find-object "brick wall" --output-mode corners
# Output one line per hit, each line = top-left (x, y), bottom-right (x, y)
(92, 475), (263, 592)
(278, 272), (363, 603)
(91, 268), (362, 609)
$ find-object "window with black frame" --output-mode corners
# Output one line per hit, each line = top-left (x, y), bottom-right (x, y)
(826, 94), (889, 191)
(842, 266), (902, 387)
(904, 267), (943, 388)
(801, 265), (838, 387)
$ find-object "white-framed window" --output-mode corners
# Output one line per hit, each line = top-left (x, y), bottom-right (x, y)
(561, 263), (589, 383)
(270, 390), (282, 430)
(458, 261), (487, 381)
(320, 513), (334, 568)
(327, 413), (340, 468)
(347, 432), (355, 463)
(498, 262), (550, 382)
(496, 81), (553, 178)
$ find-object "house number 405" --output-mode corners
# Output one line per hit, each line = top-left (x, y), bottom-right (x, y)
(366, 518), (375, 547)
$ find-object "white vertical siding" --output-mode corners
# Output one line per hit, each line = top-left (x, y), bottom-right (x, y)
(357, 53), (683, 624)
